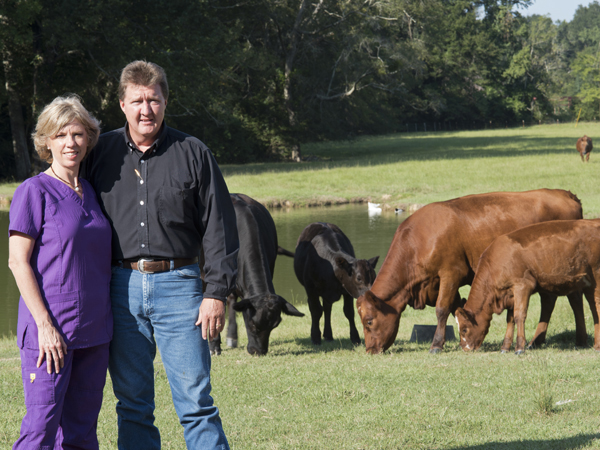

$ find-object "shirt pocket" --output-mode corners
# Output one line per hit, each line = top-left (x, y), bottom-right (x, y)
(159, 186), (196, 228)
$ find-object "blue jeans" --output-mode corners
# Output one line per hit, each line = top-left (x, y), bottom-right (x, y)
(109, 264), (229, 450)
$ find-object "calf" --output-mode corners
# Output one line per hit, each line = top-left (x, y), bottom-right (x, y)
(210, 193), (304, 356)
(576, 135), (593, 162)
(356, 189), (584, 354)
(294, 222), (379, 345)
(455, 219), (600, 354)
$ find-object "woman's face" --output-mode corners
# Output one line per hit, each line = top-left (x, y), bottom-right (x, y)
(47, 119), (88, 169)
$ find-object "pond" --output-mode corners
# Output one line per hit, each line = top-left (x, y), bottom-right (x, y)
(0, 204), (407, 337)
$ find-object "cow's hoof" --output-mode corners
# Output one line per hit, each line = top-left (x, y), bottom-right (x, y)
(324, 337), (334, 342)
(312, 339), (322, 346)
(227, 338), (238, 348)
(352, 340), (361, 346)
(210, 348), (222, 356)
(500, 349), (509, 354)
(429, 348), (442, 354)
(514, 349), (524, 356)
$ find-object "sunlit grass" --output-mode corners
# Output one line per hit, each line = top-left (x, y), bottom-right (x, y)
(2, 296), (600, 449)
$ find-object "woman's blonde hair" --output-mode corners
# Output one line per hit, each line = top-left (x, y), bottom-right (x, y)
(32, 95), (101, 163)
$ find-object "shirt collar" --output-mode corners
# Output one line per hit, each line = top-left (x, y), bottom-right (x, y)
(124, 121), (168, 155)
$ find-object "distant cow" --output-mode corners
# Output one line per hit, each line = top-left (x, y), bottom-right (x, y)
(356, 189), (584, 354)
(576, 135), (593, 162)
(209, 193), (303, 356)
(455, 220), (600, 354)
(294, 222), (379, 345)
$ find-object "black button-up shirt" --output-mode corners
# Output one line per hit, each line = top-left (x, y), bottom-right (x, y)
(82, 123), (239, 301)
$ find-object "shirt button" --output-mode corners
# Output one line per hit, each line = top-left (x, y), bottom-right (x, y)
(140, 201), (144, 205)
(141, 160), (145, 163)
(140, 222), (145, 227)
(141, 244), (146, 248)
(140, 180), (144, 184)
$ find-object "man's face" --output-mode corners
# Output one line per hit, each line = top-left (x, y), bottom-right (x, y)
(120, 84), (167, 147)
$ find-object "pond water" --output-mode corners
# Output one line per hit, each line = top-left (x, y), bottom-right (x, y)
(0, 204), (407, 337)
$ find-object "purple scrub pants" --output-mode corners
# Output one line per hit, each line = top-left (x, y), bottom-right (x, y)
(13, 343), (110, 450)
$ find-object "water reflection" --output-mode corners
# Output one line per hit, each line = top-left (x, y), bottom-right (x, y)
(0, 204), (408, 337)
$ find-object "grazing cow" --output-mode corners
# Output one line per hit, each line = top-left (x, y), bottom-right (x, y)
(455, 220), (600, 354)
(294, 222), (379, 345)
(576, 135), (593, 162)
(356, 189), (584, 354)
(209, 193), (304, 356)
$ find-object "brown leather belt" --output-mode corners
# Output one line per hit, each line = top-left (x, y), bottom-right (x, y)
(113, 257), (198, 274)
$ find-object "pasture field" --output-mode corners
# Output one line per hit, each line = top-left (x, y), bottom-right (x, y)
(2, 124), (600, 449)
(223, 122), (600, 216)
(1, 296), (600, 449)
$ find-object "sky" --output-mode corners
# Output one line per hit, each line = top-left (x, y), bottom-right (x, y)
(522, 0), (595, 22)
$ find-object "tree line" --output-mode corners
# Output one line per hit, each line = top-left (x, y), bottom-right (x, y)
(2, 0), (600, 180)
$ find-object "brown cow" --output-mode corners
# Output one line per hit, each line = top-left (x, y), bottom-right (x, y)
(455, 220), (600, 354)
(576, 135), (593, 162)
(356, 189), (583, 354)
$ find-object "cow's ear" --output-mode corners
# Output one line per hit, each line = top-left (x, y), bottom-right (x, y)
(278, 297), (305, 317)
(368, 256), (379, 269)
(335, 256), (353, 275)
(232, 299), (254, 312)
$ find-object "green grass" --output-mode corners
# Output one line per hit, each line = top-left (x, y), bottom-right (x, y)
(222, 123), (600, 215)
(2, 295), (600, 449)
(3, 124), (600, 448)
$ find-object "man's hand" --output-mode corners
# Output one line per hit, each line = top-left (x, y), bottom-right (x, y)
(196, 297), (226, 341)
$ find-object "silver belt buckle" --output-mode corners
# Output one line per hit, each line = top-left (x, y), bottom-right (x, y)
(137, 258), (154, 274)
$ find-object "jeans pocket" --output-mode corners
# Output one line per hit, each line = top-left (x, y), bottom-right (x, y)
(174, 264), (201, 279)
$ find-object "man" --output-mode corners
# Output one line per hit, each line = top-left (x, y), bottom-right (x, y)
(83, 60), (238, 449)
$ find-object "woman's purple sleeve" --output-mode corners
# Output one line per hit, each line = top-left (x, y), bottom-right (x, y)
(9, 181), (44, 240)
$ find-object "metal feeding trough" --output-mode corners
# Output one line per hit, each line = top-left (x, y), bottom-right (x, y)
(410, 325), (456, 343)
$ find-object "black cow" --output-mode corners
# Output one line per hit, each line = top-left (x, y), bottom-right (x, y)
(209, 193), (303, 356)
(294, 222), (379, 345)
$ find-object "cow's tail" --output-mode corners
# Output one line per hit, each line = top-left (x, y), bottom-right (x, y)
(278, 246), (295, 258)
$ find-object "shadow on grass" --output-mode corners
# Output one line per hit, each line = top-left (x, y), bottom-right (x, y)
(448, 433), (600, 450)
(266, 336), (365, 356)
(221, 134), (585, 177)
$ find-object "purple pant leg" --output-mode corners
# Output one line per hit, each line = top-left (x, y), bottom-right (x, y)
(60, 344), (109, 450)
(13, 344), (109, 450)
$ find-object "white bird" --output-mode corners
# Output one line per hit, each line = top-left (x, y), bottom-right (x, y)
(395, 208), (404, 214)
(368, 202), (382, 214)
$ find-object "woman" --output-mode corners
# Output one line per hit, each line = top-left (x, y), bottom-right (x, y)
(8, 95), (112, 449)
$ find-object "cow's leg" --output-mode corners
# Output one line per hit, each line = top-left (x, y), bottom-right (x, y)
(567, 292), (588, 348)
(226, 293), (238, 348)
(322, 298), (334, 342)
(342, 293), (361, 345)
(527, 293), (557, 349)
(513, 284), (534, 355)
(209, 333), (222, 356)
(501, 308), (515, 353)
(306, 290), (323, 345)
(586, 152), (590, 162)
(584, 287), (600, 351)
(431, 278), (461, 353)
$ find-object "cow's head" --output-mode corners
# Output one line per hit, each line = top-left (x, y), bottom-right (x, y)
(233, 294), (304, 355)
(454, 307), (488, 351)
(334, 255), (379, 299)
(356, 290), (399, 354)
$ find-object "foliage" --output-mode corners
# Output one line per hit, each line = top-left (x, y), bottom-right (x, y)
(1, 0), (600, 178)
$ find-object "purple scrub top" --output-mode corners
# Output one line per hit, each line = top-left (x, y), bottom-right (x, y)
(9, 172), (113, 350)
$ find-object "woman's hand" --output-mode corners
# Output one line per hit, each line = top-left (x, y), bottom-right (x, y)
(37, 320), (68, 374)
(9, 232), (68, 374)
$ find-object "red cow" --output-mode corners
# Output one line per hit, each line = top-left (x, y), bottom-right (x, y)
(576, 135), (593, 162)
(356, 189), (583, 354)
(455, 220), (600, 354)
